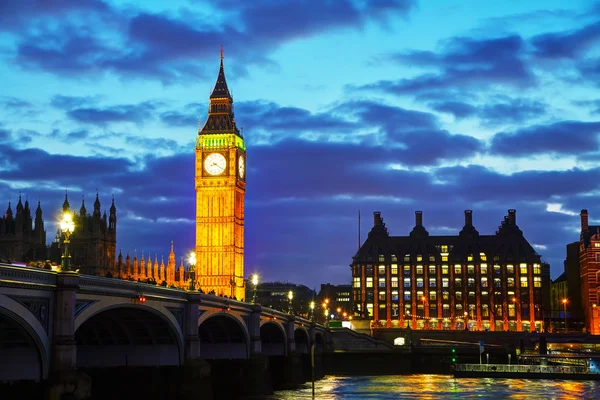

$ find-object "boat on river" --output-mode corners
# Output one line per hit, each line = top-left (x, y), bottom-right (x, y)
(454, 354), (600, 380)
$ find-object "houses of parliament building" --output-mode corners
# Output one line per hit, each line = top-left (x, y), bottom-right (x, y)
(0, 192), (189, 289)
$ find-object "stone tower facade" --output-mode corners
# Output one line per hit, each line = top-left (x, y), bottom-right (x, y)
(0, 195), (46, 262)
(195, 53), (246, 299)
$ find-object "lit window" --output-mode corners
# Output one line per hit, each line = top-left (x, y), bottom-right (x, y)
(442, 265), (449, 274)
(442, 255), (448, 262)
(403, 278), (411, 288)
(467, 254), (474, 262)
(366, 277), (373, 288)
(429, 265), (436, 275)
(366, 303), (373, 317)
(379, 292), (386, 301)
(417, 278), (424, 287)
(391, 277), (398, 288)
(533, 277), (541, 287)
(480, 253), (487, 261)
(520, 277), (528, 287)
(391, 264), (398, 275)
(441, 245), (448, 253)
(429, 278), (437, 287)
(353, 277), (361, 288)
(482, 305), (489, 317)
(508, 304), (515, 317)
(494, 265), (501, 274)
(507, 265), (514, 274)
(404, 254), (410, 262)
(443, 291), (450, 300)
(468, 291), (475, 299)
(416, 265), (423, 274)
(494, 278), (501, 288)
(404, 265), (411, 275)
(404, 291), (411, 301)
(467, 265), (475, 274)
(533, 264), (541, 274)
(456, 291), (462, 300)
(467, 278), (475, 288)
(366, 265), (373, 274)
(429, 255), (435, 262)
(520, 263), (527, 275)
(442, 278), (449, 288)
(454, 265), (462, 275)
(391, 254), (398, 262)
(378, 255), (385, 262)
(481, 291), (488, 298)
(455, 278), (462, 287)
(507, 277), (515, 287)
(429, 292), (437, 301)
(379, 278), (386, 288)
(481, 264), (487, 275)
(594, 243), (600, 248)
(481, 277), (488, 287)
(417, 255), (423, 262)
(379, 265), (386, 275)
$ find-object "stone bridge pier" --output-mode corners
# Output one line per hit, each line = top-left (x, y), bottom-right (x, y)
(0, 265), (330, 400)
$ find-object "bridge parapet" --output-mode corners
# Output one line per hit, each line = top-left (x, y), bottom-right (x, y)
(0, 263), (57, 290)
(78, 275), (188, 302)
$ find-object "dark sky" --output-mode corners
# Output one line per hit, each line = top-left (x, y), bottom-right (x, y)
(1, 0), (599, 288)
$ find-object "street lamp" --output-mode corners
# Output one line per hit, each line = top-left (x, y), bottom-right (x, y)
(188, 251), (196, 291)
(310, 301), (315, 322)
(59, 212), (75, 271)
(288, 290), (294, 314)
(562, 298), (568, 332)
(251, 274), (259, 304)
(464, 311), (468, 331)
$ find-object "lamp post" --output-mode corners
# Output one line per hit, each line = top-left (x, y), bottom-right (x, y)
(251, 274), (259, 304)
(188, 252), (196, 291)
(464, 311), (468, 331)
(562, 298), (568, 332)
(288, 290), (294, 314)
(310, 301), (315, 322)
(59, 212), (75, 272)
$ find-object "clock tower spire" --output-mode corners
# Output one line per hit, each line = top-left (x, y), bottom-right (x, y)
(195, 50), (246, 299)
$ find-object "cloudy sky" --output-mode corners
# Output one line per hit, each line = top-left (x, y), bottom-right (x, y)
(1, 0), (599, 289)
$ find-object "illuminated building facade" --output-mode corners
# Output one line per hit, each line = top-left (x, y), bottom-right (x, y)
(351, 210), (544, 332)
(195, 52), (246, 299)
(579, 210), (600, 334)
(0, 195), (46, 262)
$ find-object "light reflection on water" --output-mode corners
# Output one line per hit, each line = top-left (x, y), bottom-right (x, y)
(261, 375), (600, 399)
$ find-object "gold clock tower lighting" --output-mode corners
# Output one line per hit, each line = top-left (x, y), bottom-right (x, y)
(195, 48), (246, 299)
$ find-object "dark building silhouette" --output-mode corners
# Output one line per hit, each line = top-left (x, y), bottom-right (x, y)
(245, 281), (315, 318)
(351, 209), (543, 332)
(0, 196), (46, 262)
(317, 283), (353, 322)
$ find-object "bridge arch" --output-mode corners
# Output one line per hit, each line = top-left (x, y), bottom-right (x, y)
(294, 327), (310, 354)
(198, 312), (250, 359)
(314, 331), (325, 353)
(75, 301), (184, 367)
(260, 321), (287, 356)
(0, 294), (49, 381)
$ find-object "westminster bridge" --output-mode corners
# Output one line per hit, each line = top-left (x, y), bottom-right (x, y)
(0, 263), (330, 398)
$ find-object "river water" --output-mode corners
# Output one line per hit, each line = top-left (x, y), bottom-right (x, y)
(261, 375), (600, 399)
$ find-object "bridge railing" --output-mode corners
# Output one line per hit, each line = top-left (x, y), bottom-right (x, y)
(79, 275), (188, 302)
(0, 263), (57, 289)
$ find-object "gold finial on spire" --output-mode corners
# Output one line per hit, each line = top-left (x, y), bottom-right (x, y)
(220, 44), (224, 60)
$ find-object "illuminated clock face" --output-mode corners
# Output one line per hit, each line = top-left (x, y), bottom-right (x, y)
(204, 153), (226, 175)
(238, 156), (245, 179)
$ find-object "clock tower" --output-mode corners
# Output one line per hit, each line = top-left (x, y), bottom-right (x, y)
(195, 51), (246, 299)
